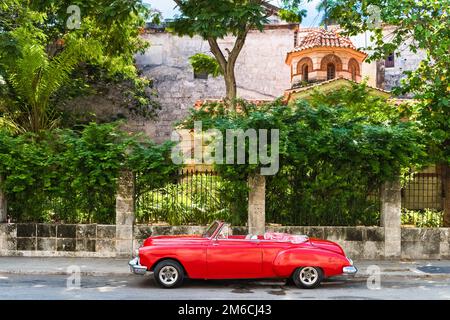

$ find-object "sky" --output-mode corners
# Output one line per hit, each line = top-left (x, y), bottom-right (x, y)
(144, 0), (323, 27)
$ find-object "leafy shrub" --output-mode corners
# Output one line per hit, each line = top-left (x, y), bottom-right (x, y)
(0, 123), (179, 224)
(135, 172), (247, 226)
(402, 209), (444, 228)
(189, 53), (223, 78)
(181, 83), (426, 226)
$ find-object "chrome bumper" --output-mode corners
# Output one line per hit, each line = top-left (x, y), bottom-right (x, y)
(343, 266), (358, 275)
(129, 257), (147, 275)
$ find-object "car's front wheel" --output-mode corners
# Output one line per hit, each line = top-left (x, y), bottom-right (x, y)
(292, 267), (323, 289)
(154, 260), (185, 289)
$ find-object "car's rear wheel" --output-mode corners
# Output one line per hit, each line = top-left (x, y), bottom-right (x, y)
(293, 267), (323, 289)
(154, 260), (185, 289)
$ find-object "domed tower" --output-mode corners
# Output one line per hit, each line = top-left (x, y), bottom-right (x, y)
(286, 29), (367, 88)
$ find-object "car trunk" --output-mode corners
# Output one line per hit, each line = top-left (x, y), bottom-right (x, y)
(309, 239), (345, 256)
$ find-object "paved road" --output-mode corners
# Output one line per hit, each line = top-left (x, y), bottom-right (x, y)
(1, 273), (450, 300)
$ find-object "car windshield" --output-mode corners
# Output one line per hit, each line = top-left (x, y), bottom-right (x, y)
(203, 221), (220, 238)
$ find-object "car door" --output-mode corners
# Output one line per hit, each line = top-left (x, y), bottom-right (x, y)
(206, 239), (263, 279)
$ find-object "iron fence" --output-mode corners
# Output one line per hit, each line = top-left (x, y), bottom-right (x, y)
(135, 169), (247, 225)
(135, 167), (445, 227)
(401, 168), (444, 227)
(401, 169), (444, 211)
(265, 174), (381, 226)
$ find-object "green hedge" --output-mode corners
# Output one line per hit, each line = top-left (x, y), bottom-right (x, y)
(0, 123), (180, 224)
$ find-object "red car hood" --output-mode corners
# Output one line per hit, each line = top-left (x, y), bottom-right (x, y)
(143, 235), (202, 246)
(309, 238), (345, 256)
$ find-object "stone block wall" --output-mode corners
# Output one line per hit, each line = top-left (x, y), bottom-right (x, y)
(401, 228), (450, 260)
(0, 223), (117, 257)
(2, 223), (449, 259)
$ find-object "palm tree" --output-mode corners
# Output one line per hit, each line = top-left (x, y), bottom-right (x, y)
(0, 27), (101, 133)
(316, 0), (338, 29)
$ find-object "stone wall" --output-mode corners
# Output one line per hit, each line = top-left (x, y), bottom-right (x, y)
(134, 25), (298, 143)
(0, 224), (117, 257)
(380, 26), (426, 93)
(401, 228), (450, 260)
(1, 223), (449, 259)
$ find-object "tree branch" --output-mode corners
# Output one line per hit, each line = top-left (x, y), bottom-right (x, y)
(207, 37), (228, 73)
(228, 26), (250, 67)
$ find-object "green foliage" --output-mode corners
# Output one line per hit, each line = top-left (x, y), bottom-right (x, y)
(328, 0), (450, 165)
(402, 209), (444, 228)
(0, 0), (159, 132)
(169, 0), (269, 39)
(279, 0), (307, 23)
(315, 0), (338, 26)
(136, 174), (243, 225)
(189, 53), (223, 78)
(0, 25), (102, 133)
(169, 0), (308, 100)
(0, 123), (180, 223)
(181, 84), (426, 225)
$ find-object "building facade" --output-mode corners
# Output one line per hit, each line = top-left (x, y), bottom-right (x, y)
(135, 22), (424, 142)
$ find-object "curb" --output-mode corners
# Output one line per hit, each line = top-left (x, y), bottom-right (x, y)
(0, 270), (134, 277)
(0, 270), (449, 279)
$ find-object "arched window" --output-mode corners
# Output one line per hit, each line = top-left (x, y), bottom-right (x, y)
(327, 63), (336, 80)
(348, 58), (360, 81)
(297, 57), (313, 76)
(350, 66), (357, 81)
(303, 65), (309, 82)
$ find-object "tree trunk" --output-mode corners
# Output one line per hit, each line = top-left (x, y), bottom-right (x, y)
(224, 65), (237, 102)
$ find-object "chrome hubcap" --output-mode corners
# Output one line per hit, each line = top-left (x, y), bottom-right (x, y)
(299, 267), (318, 285)
(159, 266), (178, 285)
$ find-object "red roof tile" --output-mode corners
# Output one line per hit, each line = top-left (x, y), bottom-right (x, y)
(290, 29), (360, 53)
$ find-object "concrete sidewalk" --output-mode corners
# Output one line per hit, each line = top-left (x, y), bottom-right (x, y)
(0, 257), (450, 278)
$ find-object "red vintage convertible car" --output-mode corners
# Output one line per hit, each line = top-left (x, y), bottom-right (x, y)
(129, 221), (357, 289)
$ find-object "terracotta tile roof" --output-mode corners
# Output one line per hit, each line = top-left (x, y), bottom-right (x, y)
(290, 29), (362, 53)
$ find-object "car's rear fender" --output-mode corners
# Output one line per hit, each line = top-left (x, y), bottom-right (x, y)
(272, 248), (348, 278)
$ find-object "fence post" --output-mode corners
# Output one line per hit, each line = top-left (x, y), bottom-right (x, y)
(0, 175), (6, 223)
(442, 165), (450, 227)
(380, 178), (402, 259)
(248, 174), (266, 235)
(115, 170), (135, 258)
